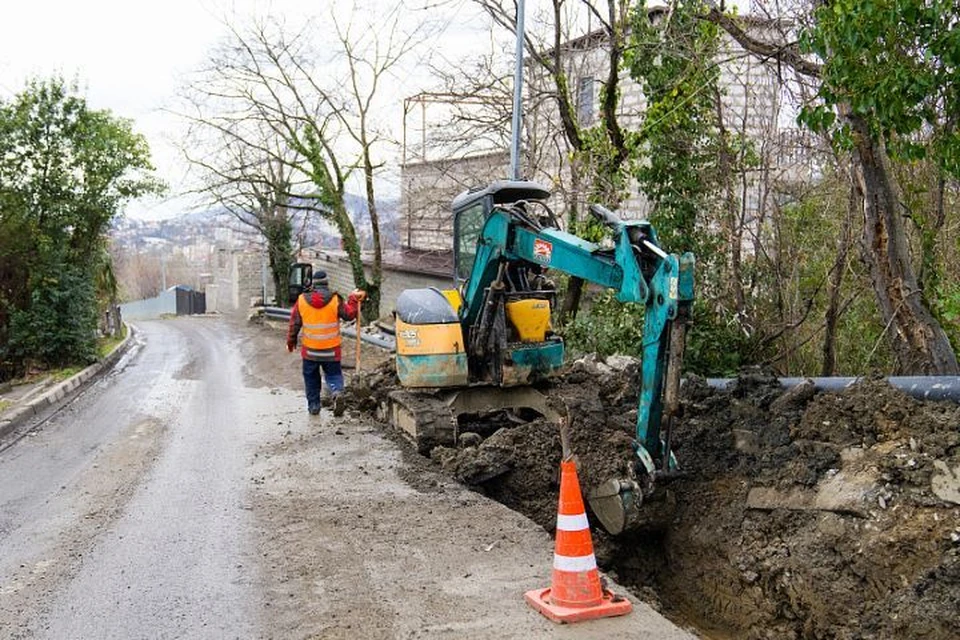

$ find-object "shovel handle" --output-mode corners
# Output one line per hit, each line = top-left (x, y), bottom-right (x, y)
(355, 308), (362, 375)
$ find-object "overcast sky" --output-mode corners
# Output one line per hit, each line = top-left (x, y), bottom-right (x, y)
(0, 0), (490, 220)
(0, 0), (753, 221)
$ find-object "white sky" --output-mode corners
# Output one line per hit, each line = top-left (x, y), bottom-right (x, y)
(0, 0), (754, 221)
(0, 0), (491, 220)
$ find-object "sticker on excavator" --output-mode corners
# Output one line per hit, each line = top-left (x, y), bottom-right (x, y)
(398, 329), (421, 348)
(669, 275), (678, 301)
(533, 238), (553, 264)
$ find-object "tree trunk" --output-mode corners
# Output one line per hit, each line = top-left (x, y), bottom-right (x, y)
(560, 277), (585, 324)
(821, 184), (855, 376)
(361, 142), (382, 322)
(714, 88), (745, 315)
(264, 213), (293, 307)
(333, 198), (380, 321)
(849, 115), (959, 374)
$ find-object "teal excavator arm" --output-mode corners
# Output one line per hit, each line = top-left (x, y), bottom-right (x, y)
(454, 185), (695, 508)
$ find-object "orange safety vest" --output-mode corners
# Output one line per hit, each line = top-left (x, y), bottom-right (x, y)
(298, 294), (341, 350)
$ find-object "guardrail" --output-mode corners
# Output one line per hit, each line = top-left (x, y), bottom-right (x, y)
(262, 306), (396, 352)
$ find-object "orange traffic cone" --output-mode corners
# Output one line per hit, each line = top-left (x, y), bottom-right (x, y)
(524, 460), (633, 623)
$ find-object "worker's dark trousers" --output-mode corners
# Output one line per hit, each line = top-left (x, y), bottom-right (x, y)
(302, 359), (344, 412)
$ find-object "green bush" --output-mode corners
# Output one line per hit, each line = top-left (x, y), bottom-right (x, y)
(932, 280), (960, 353)
(683, 301), (750, 377)
(6, 267), (98, 369)
(562, 290), (646, 359)
(562, 289), (749, 377)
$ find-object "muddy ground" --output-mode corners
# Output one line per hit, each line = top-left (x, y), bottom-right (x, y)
(243, 316), (698, 638)
(346, 354), (960, 640)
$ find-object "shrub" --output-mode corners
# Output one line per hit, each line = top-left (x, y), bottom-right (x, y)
(6, 267), (98, 369)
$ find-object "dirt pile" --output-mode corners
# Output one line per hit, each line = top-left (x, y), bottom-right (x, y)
(345, 356), (960, 639)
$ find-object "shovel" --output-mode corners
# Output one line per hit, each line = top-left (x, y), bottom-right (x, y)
(353, 290), (367, 378)
(355, 301), (362, 376)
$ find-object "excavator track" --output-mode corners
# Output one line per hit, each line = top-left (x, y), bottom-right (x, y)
(382, 390), (458, 455)
(381, 386), (563, 456)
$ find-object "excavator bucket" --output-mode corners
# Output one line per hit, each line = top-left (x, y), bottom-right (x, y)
(587, 479), (677, 535)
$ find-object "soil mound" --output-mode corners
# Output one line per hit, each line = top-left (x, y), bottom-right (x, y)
(346, 357), (960, 639)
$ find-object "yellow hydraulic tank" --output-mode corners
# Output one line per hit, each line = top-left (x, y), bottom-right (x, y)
(440, 289), (462, 314)
(505, 299), (551, 343)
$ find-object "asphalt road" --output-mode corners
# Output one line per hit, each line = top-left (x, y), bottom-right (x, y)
(0, 318), (267, 639)
(0, 316), (697, 640)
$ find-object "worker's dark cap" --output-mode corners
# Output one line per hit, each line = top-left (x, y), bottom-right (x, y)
(312, 270), (329, 286)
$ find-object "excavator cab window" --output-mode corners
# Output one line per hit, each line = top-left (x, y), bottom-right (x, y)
(287, 263), (313, 305)
(454, 200), (487, 284)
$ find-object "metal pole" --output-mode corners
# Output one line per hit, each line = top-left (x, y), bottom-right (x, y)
(509, 0), (526, 181)
(402, 97), (408, 166)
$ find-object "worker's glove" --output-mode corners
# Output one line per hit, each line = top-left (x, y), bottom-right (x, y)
(286, 342), (295, 353)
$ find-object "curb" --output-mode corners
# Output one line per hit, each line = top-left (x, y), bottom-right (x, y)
(0, 325), (136, 441)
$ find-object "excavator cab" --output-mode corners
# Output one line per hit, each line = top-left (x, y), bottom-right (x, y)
(451, 181), (564, 387)
(287, 263), (312, 305)
(388, 180), (695, 535)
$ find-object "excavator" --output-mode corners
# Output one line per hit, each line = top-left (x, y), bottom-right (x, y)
(388, 180), (695, 534)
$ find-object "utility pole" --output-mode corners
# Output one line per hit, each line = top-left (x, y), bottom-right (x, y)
(509, 0), (526, 181)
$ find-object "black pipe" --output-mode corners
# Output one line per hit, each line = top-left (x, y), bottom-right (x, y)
(706, 376), (960, 403)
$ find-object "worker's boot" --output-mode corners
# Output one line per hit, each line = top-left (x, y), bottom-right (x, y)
(332, 393), (346, 417)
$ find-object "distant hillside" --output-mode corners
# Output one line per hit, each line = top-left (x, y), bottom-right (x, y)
(111, 194), (401, 254)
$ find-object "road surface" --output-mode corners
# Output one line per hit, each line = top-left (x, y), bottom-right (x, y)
(0, 316), (697, 639)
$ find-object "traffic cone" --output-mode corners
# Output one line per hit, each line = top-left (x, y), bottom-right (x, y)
(524, 460), (633, 623)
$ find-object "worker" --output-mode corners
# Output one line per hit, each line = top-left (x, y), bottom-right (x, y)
(287, 269), (366, 417)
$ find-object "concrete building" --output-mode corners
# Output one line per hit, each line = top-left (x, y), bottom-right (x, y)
(400, 150), (510, 252)
(524, 9), (819, 224)
(398, 9), (825, 254)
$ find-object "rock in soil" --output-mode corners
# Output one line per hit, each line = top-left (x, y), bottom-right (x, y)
(346, 358), (960, 639)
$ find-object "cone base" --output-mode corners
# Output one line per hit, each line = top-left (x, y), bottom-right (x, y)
(524, 587), (633, 624)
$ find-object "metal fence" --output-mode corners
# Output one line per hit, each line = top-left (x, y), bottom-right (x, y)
(121, 286), (207, 321)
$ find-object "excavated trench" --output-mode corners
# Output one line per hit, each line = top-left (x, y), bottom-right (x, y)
(346, 359), (960, 639)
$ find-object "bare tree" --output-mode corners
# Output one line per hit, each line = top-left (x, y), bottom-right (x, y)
(180, 114), (306, 305)
(332, 3), (433, 316)
(472, 0), (635, 321)
(178, 7), (427, 318)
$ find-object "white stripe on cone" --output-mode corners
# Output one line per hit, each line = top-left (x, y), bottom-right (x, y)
(556, 512), (590, 531)
(553, 552), (598, 573)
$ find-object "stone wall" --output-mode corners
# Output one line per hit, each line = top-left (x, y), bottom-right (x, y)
(237, 252), (276, 306)
(209, 250), (239, 311)
(206, 249), (281, 311)
(301, 249), (453, 317)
